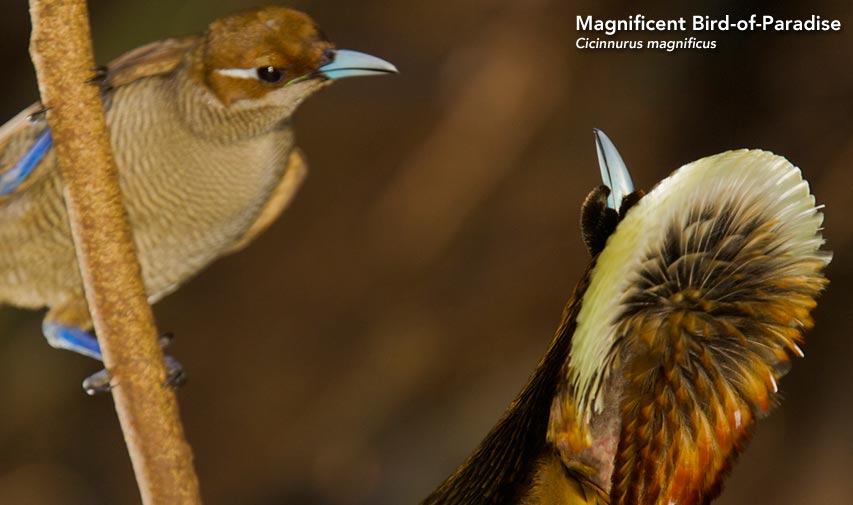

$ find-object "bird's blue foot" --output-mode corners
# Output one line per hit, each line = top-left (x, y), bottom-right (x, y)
(0, 129), (52, 196)
(80, 356), (187, 395)
(42, 321), (186, 395)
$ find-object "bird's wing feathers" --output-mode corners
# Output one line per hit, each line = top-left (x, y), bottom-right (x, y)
(104, 35), (199, 89)
(0, 104), (53, 200)
(0, 36), (200, 201)
(561, 150), (829, 504)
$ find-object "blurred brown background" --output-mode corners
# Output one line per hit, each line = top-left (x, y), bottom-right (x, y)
(0, 0), (851, 504)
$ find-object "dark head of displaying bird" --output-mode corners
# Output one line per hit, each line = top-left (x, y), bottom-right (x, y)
(424, 130), (831, 505)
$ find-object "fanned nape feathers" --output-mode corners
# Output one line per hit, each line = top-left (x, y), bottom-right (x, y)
(560, 149), (830, 504)
(428, 148), (829, 505)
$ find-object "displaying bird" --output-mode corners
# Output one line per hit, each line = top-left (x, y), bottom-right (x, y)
(0, 6), (397, 392)
(423, 130), (830, 504)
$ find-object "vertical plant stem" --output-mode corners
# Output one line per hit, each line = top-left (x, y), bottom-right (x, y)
(27, 1), (202, 503)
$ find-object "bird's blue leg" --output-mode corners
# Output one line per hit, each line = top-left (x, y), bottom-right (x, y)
(43, 304), (186, 395)
(0, 129), (52, 196)
(42, 320), (113, 394)
(42, 321), (103, 360)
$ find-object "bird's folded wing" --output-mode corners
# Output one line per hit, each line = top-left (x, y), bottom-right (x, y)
(0, 36), (201, 202)
(0, 103), (53, 201)
(104, 35), (199, 89)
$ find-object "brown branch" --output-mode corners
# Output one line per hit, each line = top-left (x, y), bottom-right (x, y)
(27, 1), (202, 503)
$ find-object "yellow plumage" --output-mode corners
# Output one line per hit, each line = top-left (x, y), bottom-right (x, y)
(425, 148), (830, 504)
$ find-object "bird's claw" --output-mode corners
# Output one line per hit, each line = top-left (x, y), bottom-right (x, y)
(27, 103), (51, 123)
(82, 332), (186, 395)
(82, 354), (187, 395)
(87, 65), (112, 91)
(158, 331), (175, 349)
(163, 355), (188, 389)
(82, 368), (112, 395)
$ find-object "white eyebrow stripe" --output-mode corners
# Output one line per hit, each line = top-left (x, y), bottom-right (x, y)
(215, 68), (258, 80)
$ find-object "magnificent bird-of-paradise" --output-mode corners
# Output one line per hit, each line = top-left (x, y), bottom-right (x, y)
(424, 130), (830, 504)
(0, 6), (396, 392)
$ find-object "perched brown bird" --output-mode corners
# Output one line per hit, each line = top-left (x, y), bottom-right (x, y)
(0, 6), (396, 392)
(423, 130), (830, 504)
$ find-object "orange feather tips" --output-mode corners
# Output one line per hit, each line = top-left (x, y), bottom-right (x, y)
(563, 150), (830, 504)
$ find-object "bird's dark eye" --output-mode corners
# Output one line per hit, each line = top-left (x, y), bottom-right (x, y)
(256, 66), (285, 83)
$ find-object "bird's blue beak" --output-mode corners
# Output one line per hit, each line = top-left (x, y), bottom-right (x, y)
(318, 49), (398, 80)
(594, 129), (634, 211)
